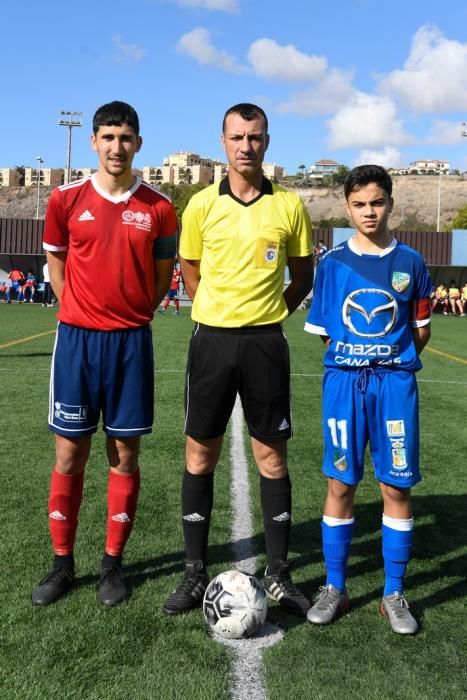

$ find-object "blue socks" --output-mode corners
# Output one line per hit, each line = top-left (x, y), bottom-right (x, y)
(382, 514), (414, 596)
(322, 516), (354, 591)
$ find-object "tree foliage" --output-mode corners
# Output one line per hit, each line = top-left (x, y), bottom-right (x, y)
(159, 182), (207, 221)
(451, 204), (467, 230)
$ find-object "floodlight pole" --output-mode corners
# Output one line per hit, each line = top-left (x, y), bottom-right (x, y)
(59, 111), (83, 184)
(36, 156), (44, 220)
(436, 171), (442, 233)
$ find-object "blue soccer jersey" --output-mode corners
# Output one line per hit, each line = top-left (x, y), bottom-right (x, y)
(305, 237), (432, 371)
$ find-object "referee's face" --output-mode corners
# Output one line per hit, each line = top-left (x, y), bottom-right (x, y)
(222, 113), (269, 178)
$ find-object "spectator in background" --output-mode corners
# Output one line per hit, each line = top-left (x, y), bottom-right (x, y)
(19, 269), (37, 303)
(42, 262), (53, 307)
(448, 281), (463, 317)
(158, 263), (181, 315)
(313, 240), (328, 266)
(461, 282), (467, 316)
(5, 268), (25, 303)
(431, 283), (448, 315)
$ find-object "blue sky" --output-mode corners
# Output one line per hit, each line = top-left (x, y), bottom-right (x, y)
(2, 0), (467, 174)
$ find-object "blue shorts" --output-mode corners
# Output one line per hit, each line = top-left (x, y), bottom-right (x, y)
(166, 289), (178, 299)
(48, 322), (154, 438)
(322, 368), (421, 488)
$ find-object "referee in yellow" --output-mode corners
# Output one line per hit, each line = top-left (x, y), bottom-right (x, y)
(163, 103), (314, 617)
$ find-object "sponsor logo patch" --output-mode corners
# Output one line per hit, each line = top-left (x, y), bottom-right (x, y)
(54, 401), (88, 423)
(122, 210), (152, 231)
(342, 288), (398, 338)
(386, 420), (405, 437)
(278, 418), (290, 431)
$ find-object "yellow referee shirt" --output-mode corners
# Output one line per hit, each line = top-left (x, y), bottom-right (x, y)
(179, 178), (313, 327)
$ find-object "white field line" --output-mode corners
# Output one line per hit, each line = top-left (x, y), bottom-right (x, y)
(219, 395), (283, 700)
(0, 366), (465, 387)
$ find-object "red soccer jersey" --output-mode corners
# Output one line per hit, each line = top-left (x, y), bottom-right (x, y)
(43, 175), (178, 330)
(170, 268), (181, 290)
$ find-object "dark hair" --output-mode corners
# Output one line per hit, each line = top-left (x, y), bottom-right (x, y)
(222, 103), (268, 134)
(344, 164), (392, 200)
(92, 101), (140, 136)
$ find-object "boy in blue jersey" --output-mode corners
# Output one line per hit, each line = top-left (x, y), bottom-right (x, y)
(305, 165), (432, 634)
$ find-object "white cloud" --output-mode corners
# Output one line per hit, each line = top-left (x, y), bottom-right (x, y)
(277, 69), (354, 115)
(176, 27), (245, 73)
(327, 92), (411, 149)
(427, 119), (466, 144)
(352, 147), (404, 169)
(112, 35), (145, 63)
(379, 25), (467, 112)
(168, 0), (238, 11)
(247, 38), (327, 82)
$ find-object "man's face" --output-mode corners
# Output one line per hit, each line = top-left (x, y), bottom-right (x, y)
(345, 182), (394, 238)
(221, 113), (269, 177)
(91, 124), (142, 177)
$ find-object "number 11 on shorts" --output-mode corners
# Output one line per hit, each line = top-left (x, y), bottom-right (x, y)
(327, 418), (348, 450)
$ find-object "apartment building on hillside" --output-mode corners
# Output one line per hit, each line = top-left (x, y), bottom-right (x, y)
(0, 169), (21, 186)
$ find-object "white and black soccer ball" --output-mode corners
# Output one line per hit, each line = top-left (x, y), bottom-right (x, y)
(203, 570), (267, 639)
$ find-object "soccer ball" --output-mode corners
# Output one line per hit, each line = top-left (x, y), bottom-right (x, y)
(203, 570), (267, 639)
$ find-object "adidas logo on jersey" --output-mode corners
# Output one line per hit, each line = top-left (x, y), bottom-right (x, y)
(49, 510), (67, 521)
(273, 512), (291, 522)
(278, 418), (290, 431)
(78, 210), (95, 221)
(182, 512), (205, 522)
(111, 512), (131, 523)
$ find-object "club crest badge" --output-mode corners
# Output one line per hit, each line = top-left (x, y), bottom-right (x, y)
(392, 272), (410, 293)
(392, 446), (407, 469)
(333, 450), (347, 472)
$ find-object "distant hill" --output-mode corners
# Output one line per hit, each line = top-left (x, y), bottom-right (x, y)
(1, 175), (466, 230)
(297, 175), (467, 230)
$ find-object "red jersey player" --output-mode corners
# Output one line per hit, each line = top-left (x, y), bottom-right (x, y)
(32, 101), (177, 607)
(158, 264), (182, 315)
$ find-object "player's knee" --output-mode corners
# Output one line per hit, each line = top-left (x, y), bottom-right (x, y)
(186, 436), (222, 474)
(327, 477), (356, 501)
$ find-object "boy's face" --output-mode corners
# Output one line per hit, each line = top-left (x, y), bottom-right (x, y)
(91, 123), (142, 177)
(345, 182), (393, 238)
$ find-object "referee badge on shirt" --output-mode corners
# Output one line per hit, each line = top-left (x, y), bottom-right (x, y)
(392, 272), (410, 293)
(256, 237), (279, 269)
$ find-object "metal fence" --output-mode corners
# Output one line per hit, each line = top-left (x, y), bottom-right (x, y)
(0, 218), (454, 266)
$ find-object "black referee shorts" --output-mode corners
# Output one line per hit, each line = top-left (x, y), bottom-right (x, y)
(184, 323), (292, 441)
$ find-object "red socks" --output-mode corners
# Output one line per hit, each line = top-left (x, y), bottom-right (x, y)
(48, 468), (140, 557)
(48, 469), (84, 555)
(105, 469), (141, 556)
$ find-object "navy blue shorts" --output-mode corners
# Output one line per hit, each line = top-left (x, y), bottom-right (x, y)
(48, 322), (154, 438)
(322, 368), (421, 488)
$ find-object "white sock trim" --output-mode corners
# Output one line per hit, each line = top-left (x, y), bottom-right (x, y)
(323, 515), (355, 527)
(382, 514), (414, 531)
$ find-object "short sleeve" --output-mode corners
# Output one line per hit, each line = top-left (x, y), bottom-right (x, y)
(179, 194), (204, 260)
(43, 189), (69, 252)
(286, 196), (313, 258)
